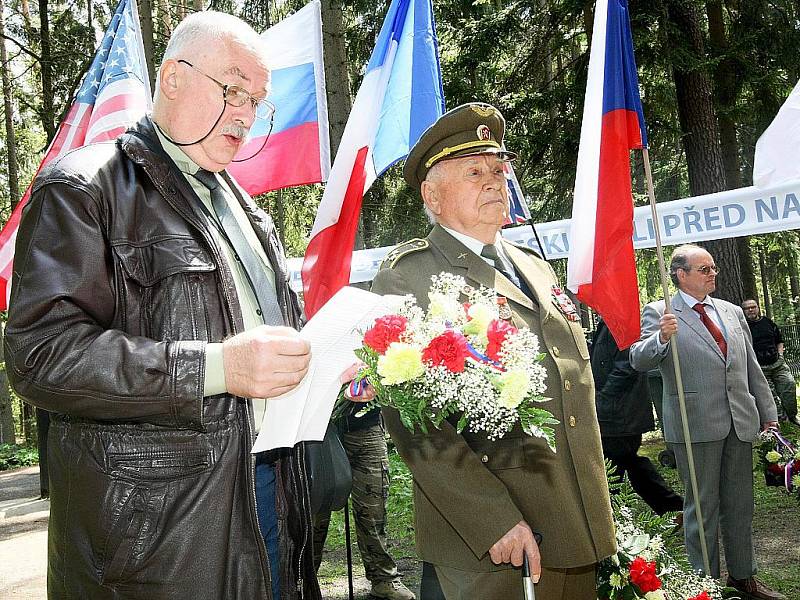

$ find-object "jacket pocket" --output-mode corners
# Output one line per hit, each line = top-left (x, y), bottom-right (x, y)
(466, 435), (525, 471)
(100, 449), (213, 585)
(108, 448), (213, 482)
(112, 236), (216, 286)
(112, 237), (218, 340)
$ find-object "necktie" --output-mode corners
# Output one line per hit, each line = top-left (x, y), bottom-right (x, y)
(480, 244), (534, 299)
(194, 169), (284, 326)
(692, 302), (727, 358)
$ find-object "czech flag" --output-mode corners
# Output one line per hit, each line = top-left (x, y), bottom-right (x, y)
(228, 1), (330, 194)
(301, 0), (445, 318)
(566, 0), (646, 349)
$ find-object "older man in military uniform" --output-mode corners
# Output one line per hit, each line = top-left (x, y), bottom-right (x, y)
(370, 103), (615, 600)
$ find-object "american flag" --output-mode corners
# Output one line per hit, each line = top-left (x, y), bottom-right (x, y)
(0, 0), (151, 309)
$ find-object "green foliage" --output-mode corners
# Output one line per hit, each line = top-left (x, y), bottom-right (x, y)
(0, 442), (38, 471)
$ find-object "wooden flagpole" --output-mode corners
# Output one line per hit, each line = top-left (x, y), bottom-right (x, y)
(641, 148), (711, 576)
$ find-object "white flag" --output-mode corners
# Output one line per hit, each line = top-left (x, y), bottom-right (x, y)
(753, 78), (800, 188)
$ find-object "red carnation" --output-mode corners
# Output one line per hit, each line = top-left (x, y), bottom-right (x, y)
(485, 319), (518, 362)
(767, 463), (784, 475)
(422, 330), (469, 372)
(628, 556), (661, 593)
(363, 315), (408, 354)
(688, 592), (711, 600)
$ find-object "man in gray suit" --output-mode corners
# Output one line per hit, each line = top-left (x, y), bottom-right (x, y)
(630, 244), (783, 600)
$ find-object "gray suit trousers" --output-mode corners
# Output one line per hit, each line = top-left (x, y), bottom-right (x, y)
(669, 426), (757, 580)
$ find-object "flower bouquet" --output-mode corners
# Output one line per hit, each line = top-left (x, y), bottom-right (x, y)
(756, 426), (800, 496)
(348, 273), (558, 449)
(598, 465), (725, 600)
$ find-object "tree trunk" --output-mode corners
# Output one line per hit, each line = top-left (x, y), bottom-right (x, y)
(88, 0), (92, 29)
(158, 0), (172, 39)
(666, 0), (742, 303)
(758, 245), (771, 319)
(193, 0), (203, 10)
(705, 1), (757, 301)
(319, 1), (363, 250)
(138, 0), (156, 93)
(0, 323), (15, 445)
(320, 0), (351, 161)
(0, 0), (20, 208)
(38, 0), (55, 141)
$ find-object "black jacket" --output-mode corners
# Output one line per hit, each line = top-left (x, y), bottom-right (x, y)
(5, 118), (320, 600)
(590, 320), (655, 437)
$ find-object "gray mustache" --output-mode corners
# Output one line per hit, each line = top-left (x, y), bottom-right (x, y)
(220, 123), (249, 139)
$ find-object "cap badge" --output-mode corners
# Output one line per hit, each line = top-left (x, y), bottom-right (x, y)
(477, 124), (492, 141)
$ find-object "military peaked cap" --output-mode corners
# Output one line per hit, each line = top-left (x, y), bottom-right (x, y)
(403, 102), (517, 189)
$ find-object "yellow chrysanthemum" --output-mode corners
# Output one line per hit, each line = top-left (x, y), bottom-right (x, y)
(644, 591), (666, 600)
(765, 450), (782, 463)
(377, 343), (425, 385)
(463, 304), (495, 340)
(498, 369), (530, 409)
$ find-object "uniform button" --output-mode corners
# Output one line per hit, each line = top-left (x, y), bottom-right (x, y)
(234, 253), (241, 262)
(481, 455), (489, 463)
(256, 309), (262, 316)
(569, 416), (576, 427)
(552, 346), (560, 357)
(564, 380), (572, 391)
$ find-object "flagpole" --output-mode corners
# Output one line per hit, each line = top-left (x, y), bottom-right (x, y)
(641, 147), (711, 576)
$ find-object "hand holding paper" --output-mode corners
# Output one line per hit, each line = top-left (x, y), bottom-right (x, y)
(251, 287), (403, 452)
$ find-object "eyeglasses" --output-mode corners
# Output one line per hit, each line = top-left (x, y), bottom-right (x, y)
(686, 265), (720, 275)
(178, 60), (275, 122)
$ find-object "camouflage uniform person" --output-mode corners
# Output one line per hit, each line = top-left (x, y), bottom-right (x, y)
(313, 405), (415, 600)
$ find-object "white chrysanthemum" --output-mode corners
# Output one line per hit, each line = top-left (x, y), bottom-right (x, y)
(497, 370), (530, 409)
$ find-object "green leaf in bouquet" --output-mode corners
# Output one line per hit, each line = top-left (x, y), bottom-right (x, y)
(456, 413), (468, 434)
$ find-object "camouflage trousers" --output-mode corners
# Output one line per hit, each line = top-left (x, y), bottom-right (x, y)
(761, 357), (798, 420)
(312, 422), (400, 584)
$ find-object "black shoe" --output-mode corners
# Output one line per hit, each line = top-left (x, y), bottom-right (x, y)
(658, 449), (676, 468)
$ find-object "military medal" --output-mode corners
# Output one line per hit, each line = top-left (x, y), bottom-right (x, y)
(551, 285), (580, 322)
(497, 296), (513, 321)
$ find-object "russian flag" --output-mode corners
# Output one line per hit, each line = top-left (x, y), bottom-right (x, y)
(228, 1), (330, 194)
(301, 0), (444, 318)
(567, 0), (646, 349)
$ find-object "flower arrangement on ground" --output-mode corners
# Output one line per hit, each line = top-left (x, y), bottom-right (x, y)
(598, 463), (725, 600)
(349, 273), (558, 448)
(755, 425), (799, 498)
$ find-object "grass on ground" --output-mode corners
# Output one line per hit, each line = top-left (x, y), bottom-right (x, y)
(318, 428), (800, 599)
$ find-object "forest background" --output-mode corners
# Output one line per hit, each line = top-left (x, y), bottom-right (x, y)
(0, 0), (799, 443)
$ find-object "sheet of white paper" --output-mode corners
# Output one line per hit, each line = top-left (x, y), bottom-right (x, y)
(252, 287), (404, 452)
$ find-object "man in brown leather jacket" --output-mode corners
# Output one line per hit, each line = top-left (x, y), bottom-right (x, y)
(5, 12), (319, 600)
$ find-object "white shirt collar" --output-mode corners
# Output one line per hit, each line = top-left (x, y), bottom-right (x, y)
(679, 289), (714, 310)
(440, 225), (509, 262)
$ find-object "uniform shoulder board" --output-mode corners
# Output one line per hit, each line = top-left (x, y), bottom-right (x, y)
(381, 238), (430, 269)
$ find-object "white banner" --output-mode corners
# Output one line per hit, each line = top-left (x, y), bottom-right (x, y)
(287, 181), (800, 290)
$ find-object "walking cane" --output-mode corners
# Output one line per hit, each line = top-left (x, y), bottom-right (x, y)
(522, 555), (536, 600)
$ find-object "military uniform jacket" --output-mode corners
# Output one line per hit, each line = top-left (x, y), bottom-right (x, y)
(370, 225), (615, 571)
